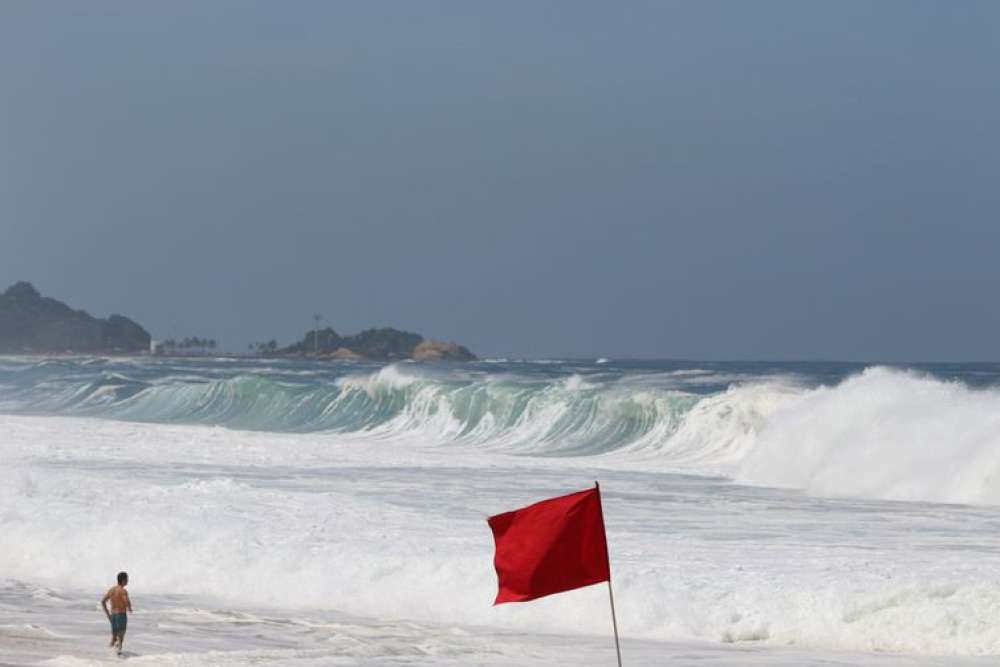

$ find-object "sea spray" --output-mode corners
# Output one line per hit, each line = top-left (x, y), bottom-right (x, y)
(737, 366), (1000, 505)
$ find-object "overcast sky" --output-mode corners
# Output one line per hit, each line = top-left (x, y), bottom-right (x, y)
(2, 2), (998, 360)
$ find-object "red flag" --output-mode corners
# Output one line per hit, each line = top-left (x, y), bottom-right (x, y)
(488, 485), (610, 604)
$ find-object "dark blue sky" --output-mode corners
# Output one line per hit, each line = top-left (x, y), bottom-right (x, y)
(2, 2), (998, 360)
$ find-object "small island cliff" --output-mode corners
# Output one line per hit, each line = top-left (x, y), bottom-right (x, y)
(279, 327), (476, 361)
(0, 282), (150, 354)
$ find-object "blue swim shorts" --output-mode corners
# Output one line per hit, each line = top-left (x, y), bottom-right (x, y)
(110, 612), (127, 633)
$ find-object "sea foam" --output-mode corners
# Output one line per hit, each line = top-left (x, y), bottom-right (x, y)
(736, 367), (1000, 504)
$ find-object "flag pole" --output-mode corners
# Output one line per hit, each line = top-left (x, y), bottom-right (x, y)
(595, 481), (623, 667)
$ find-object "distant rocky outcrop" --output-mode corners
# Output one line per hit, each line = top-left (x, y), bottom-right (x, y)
(0, 282), (151, 354)
(282, 326), (475, 361)
(411, 339), (476, 361)
(326, 347), (362, 361)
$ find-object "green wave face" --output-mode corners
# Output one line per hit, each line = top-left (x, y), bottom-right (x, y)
(0, 357), (795, 460)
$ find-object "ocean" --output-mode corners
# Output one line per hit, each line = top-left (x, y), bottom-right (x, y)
(3, 356), (1000, 665)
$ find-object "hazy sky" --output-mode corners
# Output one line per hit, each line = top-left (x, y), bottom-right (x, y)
(2, 2), (999, 360)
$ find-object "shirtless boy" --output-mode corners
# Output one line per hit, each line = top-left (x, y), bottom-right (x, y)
(101, 572), (133, 655)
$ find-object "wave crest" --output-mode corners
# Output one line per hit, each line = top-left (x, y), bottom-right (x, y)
(737, 366), (1000, 504)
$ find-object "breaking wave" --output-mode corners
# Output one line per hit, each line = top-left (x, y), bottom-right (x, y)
(5, 359), (1000, 503)
(736, 366), (1000, 504)
(0, 360), (796, 466)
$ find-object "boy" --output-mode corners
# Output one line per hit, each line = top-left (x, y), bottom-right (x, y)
(101, 572), (133, 655)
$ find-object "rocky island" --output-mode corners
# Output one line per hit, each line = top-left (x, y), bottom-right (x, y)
(0, 282), (151, 354)
(280, 327), (476, 361)
(0, 281), (475, 361)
